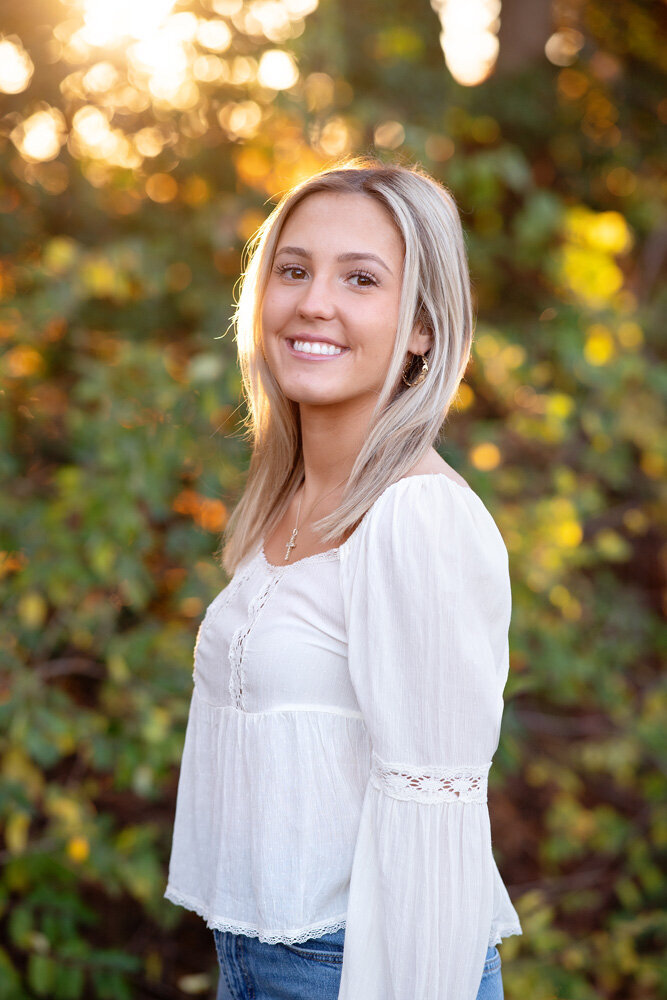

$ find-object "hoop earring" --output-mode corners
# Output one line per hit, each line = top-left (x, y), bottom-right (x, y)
(402, 353), (429, 388)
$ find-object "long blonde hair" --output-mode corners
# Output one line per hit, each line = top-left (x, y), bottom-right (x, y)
(220, 156), (474, 575)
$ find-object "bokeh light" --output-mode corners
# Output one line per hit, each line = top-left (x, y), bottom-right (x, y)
(218, 100), (263, 139)
(2, 0), (325, 179)
(241, 2), (293, 42)
(557, 206), (633, 306)
(145, 173), (179, 202)
(282, 0), (319, 16)
(196, 19), (232, 52)
(374, 120), (405, 149)
(0, 36), (34, 94)
(430, 0), (500, 85)
(470, 441), (501, 470)
(10, 108), (67, 162)
(316, 116), (352, 156)
(257, 48), (299, 89)
(82, 61), (120, 93)
(545, 28), (585, 67)
(70, 105), (141, 168)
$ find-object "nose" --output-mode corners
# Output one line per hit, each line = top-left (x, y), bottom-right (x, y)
(296, 273), (336, 322)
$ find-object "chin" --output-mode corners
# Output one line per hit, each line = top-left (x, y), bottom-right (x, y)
(277, 381), (343, 406)
(285, 391), (341, 406)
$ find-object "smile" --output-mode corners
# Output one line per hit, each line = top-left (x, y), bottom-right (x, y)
(286, 339), (349, 358)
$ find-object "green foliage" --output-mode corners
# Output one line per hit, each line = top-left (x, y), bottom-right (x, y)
(1, 0), (665, 996)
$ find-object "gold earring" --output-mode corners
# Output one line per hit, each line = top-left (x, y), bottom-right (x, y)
(402, 353), (429, 388)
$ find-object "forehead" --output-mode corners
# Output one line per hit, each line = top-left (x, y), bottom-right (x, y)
(278, 191), (404, 258)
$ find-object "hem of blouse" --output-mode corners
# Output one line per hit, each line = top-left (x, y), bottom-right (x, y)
(164, 885), (347, 943)
(489, 919), (523, 947)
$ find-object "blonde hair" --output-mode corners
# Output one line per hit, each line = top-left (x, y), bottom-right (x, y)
(220, 156), (474, 575)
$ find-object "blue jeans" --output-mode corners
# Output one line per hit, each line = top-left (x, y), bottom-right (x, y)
(214, 926), (503, 999)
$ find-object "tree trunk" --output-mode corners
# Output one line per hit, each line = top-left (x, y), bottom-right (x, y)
(495, 0), (554, 74)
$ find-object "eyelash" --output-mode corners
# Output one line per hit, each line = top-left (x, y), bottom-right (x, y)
(274, 264), (379, 287)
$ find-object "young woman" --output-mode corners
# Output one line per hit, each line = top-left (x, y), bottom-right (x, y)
(164, 158), (522, 999)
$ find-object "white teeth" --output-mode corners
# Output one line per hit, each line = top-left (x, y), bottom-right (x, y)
(292, 340), (344, 356)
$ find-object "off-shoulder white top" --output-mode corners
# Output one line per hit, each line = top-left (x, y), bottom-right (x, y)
(164, 473), (522, 999)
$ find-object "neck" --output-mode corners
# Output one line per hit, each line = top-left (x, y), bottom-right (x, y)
(298, 397), (374, 502)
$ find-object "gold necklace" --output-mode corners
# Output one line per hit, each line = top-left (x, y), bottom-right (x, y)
(284, 477), (347, 562)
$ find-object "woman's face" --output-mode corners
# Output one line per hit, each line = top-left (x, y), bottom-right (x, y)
(261, 191), (431, 415)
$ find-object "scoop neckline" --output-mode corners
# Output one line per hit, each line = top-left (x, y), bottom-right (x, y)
(259, 472), (475, 571)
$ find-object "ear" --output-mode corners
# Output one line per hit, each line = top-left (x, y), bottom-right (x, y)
(407, 317), (434, 356)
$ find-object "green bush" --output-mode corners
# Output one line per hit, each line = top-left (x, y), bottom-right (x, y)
(1, 1), (664, 995)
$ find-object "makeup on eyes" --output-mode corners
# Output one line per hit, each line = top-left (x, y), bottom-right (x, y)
(273, 263), (380, 287)
(274, 245), (392, 274)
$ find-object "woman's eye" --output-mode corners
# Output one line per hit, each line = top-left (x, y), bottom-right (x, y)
(276, 264), (307, 280)
(348, 271), (378, 287)
(273, 264), (378, 286)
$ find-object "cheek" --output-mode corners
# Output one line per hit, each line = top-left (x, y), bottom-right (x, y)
(262, 286), (292, 332)
(359, 304), (401, 357)
(260, 293), (275, 331)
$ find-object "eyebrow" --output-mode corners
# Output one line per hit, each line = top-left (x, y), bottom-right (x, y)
(275, 246), (393, 275)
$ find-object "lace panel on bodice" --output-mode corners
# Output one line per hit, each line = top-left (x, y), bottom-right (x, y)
(192, 560), (256, 681)
(228, 572), (283, 710)
(370, 751), (490, 803)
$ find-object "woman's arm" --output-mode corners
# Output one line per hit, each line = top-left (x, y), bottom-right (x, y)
(338, 475), (514, 999)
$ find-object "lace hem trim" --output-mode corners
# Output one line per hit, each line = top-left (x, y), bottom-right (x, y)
(370, 751), (490, 803)
(228, 573), (283, 710)
(164, 885), (346, 944)
(165, 883), (520, 946)
(488, 918), (523, 946)
(211, 917), (347, 944)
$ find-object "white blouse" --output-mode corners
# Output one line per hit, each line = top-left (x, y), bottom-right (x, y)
(164, 473), (522, 999)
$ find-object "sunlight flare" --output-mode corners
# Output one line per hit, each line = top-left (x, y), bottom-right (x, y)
(77, 0), (178, 46)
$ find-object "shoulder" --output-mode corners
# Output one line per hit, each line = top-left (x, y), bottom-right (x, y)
(338, 475), (511, 633)
(403, 448), (472, 490)
(340, 471), (508, 578)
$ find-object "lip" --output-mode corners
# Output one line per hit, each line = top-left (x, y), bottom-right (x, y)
(284, 337), (350, 360)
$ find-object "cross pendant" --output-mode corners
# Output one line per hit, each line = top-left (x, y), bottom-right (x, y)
(284, 528), (298, 561)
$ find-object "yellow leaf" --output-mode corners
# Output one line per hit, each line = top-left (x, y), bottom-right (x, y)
(5, 811), (30, 854)
(2, 748), (44, 800)
(17, 592), (48, 628)
(67, 836), (90, 863)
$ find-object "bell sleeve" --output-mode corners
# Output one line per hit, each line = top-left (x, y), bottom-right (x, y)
(337, 475), (517, 1000)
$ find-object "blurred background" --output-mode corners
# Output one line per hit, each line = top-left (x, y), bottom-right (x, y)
(1, 0), (665, 997)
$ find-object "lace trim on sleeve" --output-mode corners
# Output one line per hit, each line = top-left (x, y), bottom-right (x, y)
(370, 751), (490, 803)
